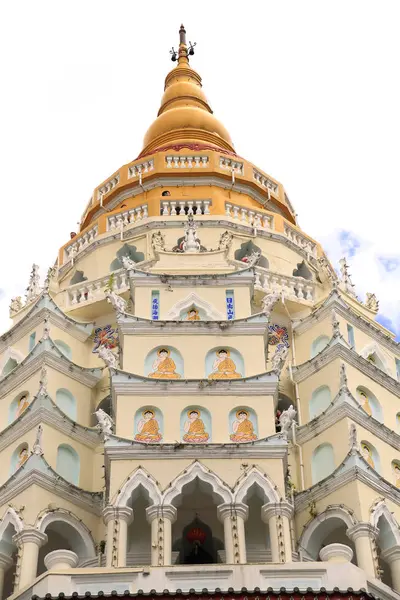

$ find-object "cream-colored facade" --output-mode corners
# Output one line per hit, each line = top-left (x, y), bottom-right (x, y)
(1, 25), (400, 600)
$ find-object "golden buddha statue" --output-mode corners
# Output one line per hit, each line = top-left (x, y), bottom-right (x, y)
(358, 390), (372, 416)
(148, 348), (181, 379)
(16, 394), (30, 418)
(208, 349), (242, 379)
(186, 308), (200, 321)
(230, 409), (257, 442)
(183, 409), (209, 443)
(16, 448), (29, 470)
(361, 443), (375, 468)
(135, 410), (162, 443)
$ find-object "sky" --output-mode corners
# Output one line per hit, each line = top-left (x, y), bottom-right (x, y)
(0, 1), (399, 338)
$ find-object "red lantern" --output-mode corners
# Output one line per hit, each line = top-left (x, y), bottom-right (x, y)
(186, 527), (206, 545)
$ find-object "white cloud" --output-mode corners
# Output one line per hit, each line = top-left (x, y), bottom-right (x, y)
(0, 0), (399, 337)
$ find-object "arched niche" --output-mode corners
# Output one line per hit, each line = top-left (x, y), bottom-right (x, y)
(56, 444), (80, 485)
(0, 348), (24, 377)
(110, 243), (145, 271)
(205, 347), (244, 380)
(392, 461), (400, 489)
(293, 261), (313, 280)
(309, 385), (331, 419)
(90, 395), (111, 427)
(234, 241), (269, 269)
(360, 440), (380, 472)
(9, 391), (30, 422)
(0, 509), (23, 599)
(55, 389), (77, 420)
(54, 339), (72, 360)
(299, 507), (357, 562)
(165, 292), (225, 321)
(145, 346), (183, 379)
(134, 406), (163, 443)
(311, 443), (335, 484)
(180, 407), (211, 444)
(356, 386), (383, 422)
(228, 407), (258, 443)
(2, 358), (18, 377)
(179, 306), (206, 321)
(310, 335), (330, 358)
(10, 443), (29, 474)
(397, 413), (400, 433)
(360, 343), (390, 374)
(70, 270), (87, 285)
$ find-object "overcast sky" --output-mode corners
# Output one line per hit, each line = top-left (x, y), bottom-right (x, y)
(0, 1), (399, 338)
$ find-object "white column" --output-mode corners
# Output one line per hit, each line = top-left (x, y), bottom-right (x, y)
(103, 506), (133, 568)
(261, 502), (294, 563)
(0, 553), (13, 600)
(162, 505), (177, 566)
(44, 550), (78, 570)
(217, 503), (248, 564)
(146, 504), (177, 566)
(13, 529), (47, 590)
(319, 543), (353, 563)
(381, 546), (400, 593)
(347, 523), (378, 579)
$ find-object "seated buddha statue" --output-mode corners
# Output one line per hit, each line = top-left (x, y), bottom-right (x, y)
(186, 308), (200, 321)
(135, 410), (162, 443)
(230, 410), (257, 442)
(148, 348), (181, 379)
(208, 349), (242, 379)
(358, 390), (372, 416)
(183, 410), (209, 443)
(361, 443), (375, 468)
(16, 395), (30, 418)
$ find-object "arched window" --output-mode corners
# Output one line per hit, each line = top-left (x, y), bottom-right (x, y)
(312, 443), (335, 484)
(356, 386), (383, 422)
(309, 386), (331, 419)
(54, 340), (72, 360)
(161, 190), (171, 197)
(110, 243), (145, 271)
(56, 445), (80, 485)
(9, 391), (30, 422)
(360, 441), (380, 473)
(311, 335), (330, 358)
(55, 389), (77, 420)
(10, 443), (29, 474)
(2, 358), (18, 377)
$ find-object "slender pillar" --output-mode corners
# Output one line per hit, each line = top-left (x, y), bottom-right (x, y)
(12, 529), (47, 590)
(347, 523), (378, 579)
(0, 553), (13, 600)
(146, 504), (177, 566)
(103, 506), (133, 568)
(381, 546), (400, 593)
(261, 502), (294, 563)
(217, 503), (248, 564)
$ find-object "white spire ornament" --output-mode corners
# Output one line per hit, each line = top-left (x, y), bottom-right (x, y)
(25, 264), (41, 302)
(182, 214), (201, 253)
(339, 257), (357, 298)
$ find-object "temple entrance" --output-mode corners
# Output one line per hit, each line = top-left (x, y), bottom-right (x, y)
(178, 518), (215, 564)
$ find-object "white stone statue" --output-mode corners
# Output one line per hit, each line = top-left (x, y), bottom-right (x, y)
(42, 320), (50, 340)
(9, 296), (23, 315)
(105, 290), (127, 314)
(68, 245), (78, 264)
(219, 231), (233, 251)
(340, 362), (348, 390)
(121, 255), (137, 271)
(349, 423), (358, 450)
(25, 264), (41, 302)
(44, 265), (57, 291)
(331, 310), (340, 338)
(94, 408), (114, 440)
(261, 292), (280, 318)
(152, 231), (166, 252)
(38, 366), (48, 396)
(98, 345), (119, 369)
(271, 345), (289, 373)
(339, 257), (357, 298)
(32, 425), (43, 455)
(317, 256), (336, 283)
(182, 215), (201, 253)
(365, 293), (379, 312)
(246, 249), (261, 267)
(279, 405), (297, 438)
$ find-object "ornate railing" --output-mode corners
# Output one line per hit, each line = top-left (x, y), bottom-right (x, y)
(254, 265), (315, 303)
(253, 169), (278, 194)
(128, 160), (154, 179)
(160, 199), (211, 215)
(165, 155), (209, 168)
(225, 203), (273, 229)
(67, 269), (128, 307)
(64, 225), (99, 262)
(219, 156), (244, 174)
(284, 223), (317, 257)
(97, 174), (120, 200)
(107, 205), (148, 230)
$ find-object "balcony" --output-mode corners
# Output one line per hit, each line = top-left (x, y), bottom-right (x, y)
(165, 155), (209, 168)
(67, 269), (129, 308)
(107, 205), (148, 231)
(64, 225), (99, 262)
(97, 174), (120, 201)
(128, 159), (155, 179)
(254, 265), (315, 303)
(225, 203), (273, 229)
(284, 223), (317, 257)
(160, 199), (211, 216)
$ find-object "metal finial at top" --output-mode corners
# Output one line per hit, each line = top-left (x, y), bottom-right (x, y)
(170, 25), (197, 62)
(179, 24), (187, 45)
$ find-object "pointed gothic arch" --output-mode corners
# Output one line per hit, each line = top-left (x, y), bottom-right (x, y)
(233, 467), (280, 504)
(0, 347), (24, 376)
(0, 508), (24, 540)
(165, 292), (225, 321)
(114, 467), (162, 507)
(163, 462), (233, 506)
(298, 505), (357, 560)
(371, 500), (400, 549)
(359, 342), (390, 374)
(35, 509), (96, 558)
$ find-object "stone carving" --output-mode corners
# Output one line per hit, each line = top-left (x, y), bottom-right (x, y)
(349, 423), (358, 451)
(340, 362), (348, 390)
(152, 231), (166, 252)
(9, 296), (23, 315)
(279, 405), (297, 438)
(42, 320), (50, 340)
(317, 256), (336, 282)
(44, 265), (57, 291)
(365, 293), (379, 312)
(94, 408), (114, 440)
(339, 257), (357, 298)
(182, 214), (201, 253)
(271, 345), (289, 373)
(261, 292), (280, 318)
(69, 245), (78, 264)
(331, 310), (340, 338)
(38, 366), (48, 396)
(218, 231), (233, 251)
(105, 290), (127, 314)
(98, 345), (119, 369)
(121, 255), (137, 271)
(32, 425), (43, 455)
(26, 264), (41, 302)
(245, 249), (261, 267)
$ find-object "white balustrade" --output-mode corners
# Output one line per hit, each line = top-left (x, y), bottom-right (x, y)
(219, 156), (244, 174)
(97, 174), (120, 200)
(128, 159), (155, 178)
(160, 199), (211, 216)
(64, 225), (99, 263)
(253, 169), (278, 194)
(107, 205), (148, 231)
(225, 203), (273, 229)
(254, 266), (315, 303)
(165, 155), (208, 168)
(68, 269), (129, 307)
(284, 223), (317, 257)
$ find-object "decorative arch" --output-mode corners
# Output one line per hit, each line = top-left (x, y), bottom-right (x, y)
(110, 243), (145, 271)
(144, 345), (184, 379)
(299, 505), (357, 560)
(0, 508), (24, 540)
(165, 292), (225, 321)
(311, 443), (335, 484)
(309, 385), (331, 419)
(55, 388), (77, 420)
(54, 340), (72, 360)
(360, 342), (390, 374)
(234, 241), (269, 269)
(356, 386), (383, 422)
(0, 348), (24, 376)
(35, 509), (96, 558)
(234, 467), (280, 504)
(56, 444), (80, 485)
(9, 391), (30, 422)
(371, 500), (400, 550)
(293, 261), (313, 280)
(205, 346), (244, 379)
(360, 440), (380, 473)
(163, 462), (233, 506)
(114, 467), (162, 507)
(10, 443), (29, 474)
(311, 335), (330, 358)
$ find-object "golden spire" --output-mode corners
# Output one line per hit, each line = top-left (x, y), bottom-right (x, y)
(139, 25), (235, 157)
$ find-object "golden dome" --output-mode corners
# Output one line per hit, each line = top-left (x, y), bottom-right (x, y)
(140, 26), (235, 157)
